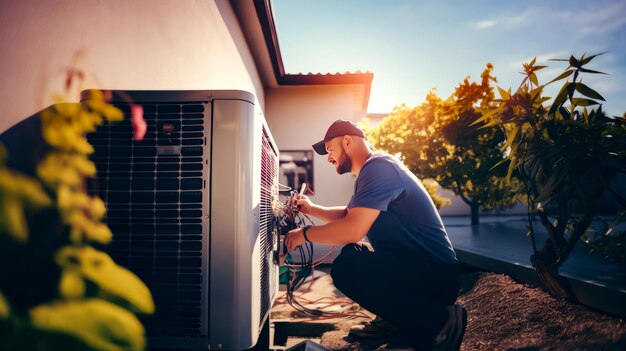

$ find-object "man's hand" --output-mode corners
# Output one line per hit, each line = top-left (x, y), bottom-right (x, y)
(293, 194), (314, 215)
(284, 226), (307, 252)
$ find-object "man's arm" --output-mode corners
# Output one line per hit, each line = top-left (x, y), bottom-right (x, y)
(307, 205), (348, 222)
(284, 207), (380, 251)
(295, 195), (347, 222)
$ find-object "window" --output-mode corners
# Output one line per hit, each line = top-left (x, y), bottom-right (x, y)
(279, 150), (314, 195)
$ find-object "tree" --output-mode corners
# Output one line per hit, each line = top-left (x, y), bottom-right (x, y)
(475, 54), (626, 299)
(365, 64), (524, 224)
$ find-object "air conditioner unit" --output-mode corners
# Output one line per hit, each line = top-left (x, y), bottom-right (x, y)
(83, 90), (280, 350)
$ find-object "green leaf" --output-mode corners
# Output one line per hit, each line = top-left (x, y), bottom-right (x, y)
(582, 107), (589, 124)
(547, 70), (574, 85)
(549, 83), (572, 115)
(575, 83), (606, 101)
(569, 55), (580, 68)
(558, 106), (570, 120)
(579, 68), (607, 75)
(56, 247), (154, 314)
(29, 299), (146, 351)
(580, 51), (607, 65)
(571, 98), (599, 107)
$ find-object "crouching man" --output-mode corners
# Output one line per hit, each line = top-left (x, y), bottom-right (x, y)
(285, 119), (467, 351)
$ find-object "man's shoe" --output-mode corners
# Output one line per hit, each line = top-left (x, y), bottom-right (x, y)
(433, 304), (467, 351)
(348, 316), (399, 339)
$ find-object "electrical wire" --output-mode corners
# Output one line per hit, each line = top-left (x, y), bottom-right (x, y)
(277, 183), (292, 192)
(274, 191), (367, 319)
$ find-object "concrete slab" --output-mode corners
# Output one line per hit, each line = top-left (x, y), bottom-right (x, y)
(270, 266), (386, 351)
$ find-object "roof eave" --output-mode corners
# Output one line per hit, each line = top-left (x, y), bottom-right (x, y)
(232, 0), (372, 110)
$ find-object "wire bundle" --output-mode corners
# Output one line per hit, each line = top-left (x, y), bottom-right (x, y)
(273, 188), (368, 319)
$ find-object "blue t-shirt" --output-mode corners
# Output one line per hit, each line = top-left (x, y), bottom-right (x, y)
(348, 152), (458, 264)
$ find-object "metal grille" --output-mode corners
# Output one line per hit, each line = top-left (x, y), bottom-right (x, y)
(259, 128), (278, 326)
(88, 102), (208, 337)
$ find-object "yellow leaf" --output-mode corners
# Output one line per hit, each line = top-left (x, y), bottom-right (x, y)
(84, 221), (113, 244)
(506, 158), (517, 182)
(69, 226), (82, 244)
(38, 154), (82, 188)
(16, 181), (52, 209)
(56, 247), (154, 314)
(89, 111), (104, 127)
(54, 103), (80, 117)
(499, 125), (519, 152)
(59, 270), (85, 299)
(29, 299), (145, 351)
(42, 121), (66, 148)
(102, 105), (123, 122)
(86, 98), (107, 113)
(0, 166), (52, 242)
(77, 110), (97, 132)
(0, 194), (29, 242)
(90, 197), (107, 220)
(88, 89), (104, 101)
(66, 212), (89, 233)
(56, 184), (73, 212)
(497, 86), (510, 100)
(40, 107), (54, 123)
(0, 289), (10, 318)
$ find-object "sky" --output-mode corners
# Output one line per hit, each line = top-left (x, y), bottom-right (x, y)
(272, 0), (626, 116)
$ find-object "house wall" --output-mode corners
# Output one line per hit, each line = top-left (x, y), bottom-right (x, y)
(0, 0), (264, 132)
(266, 85), (366, 208)
(266, 85), (367, 262)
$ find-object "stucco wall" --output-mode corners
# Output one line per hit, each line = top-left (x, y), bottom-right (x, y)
(266, 85), (365, 208)
(0, 0), (264, 132)
(266, 85), (366, 262)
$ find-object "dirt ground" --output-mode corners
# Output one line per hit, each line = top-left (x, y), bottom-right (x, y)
(270, 269), (626, 351)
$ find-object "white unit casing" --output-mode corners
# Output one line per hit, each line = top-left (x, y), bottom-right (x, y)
(83, 90), (280, 350)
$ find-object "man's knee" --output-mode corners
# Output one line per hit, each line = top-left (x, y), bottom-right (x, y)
(340, 243), (361, 255)
(339, 242), (373, 255)
(331, 244), (360, 288)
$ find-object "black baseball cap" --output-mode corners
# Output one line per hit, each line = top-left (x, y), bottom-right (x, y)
(312, 119), (365, 155)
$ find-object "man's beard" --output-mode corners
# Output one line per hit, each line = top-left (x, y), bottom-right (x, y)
(336, 147), (352, 175)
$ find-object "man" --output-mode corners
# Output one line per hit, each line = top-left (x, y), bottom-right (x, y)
(284, 119), (467, 351)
